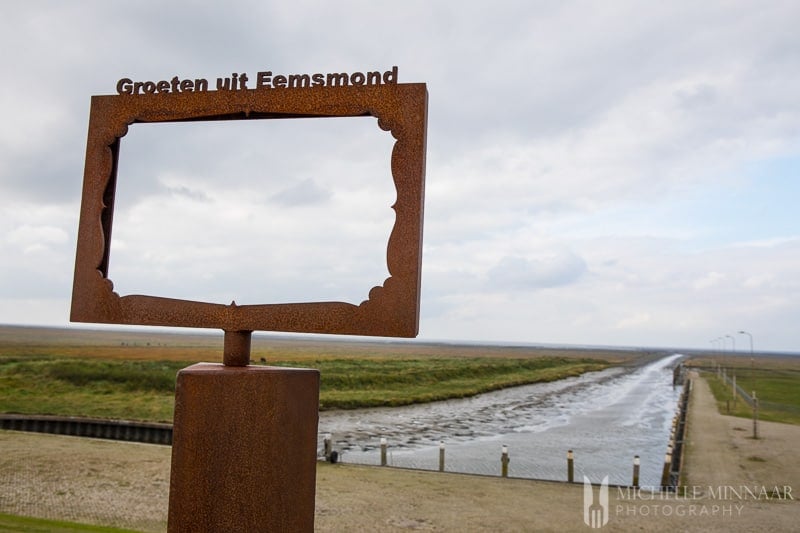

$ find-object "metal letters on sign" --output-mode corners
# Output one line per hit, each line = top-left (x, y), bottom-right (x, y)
(71, 73), (427, 340)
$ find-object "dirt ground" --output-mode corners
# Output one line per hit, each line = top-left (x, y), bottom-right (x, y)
(1, 373), (798, 532)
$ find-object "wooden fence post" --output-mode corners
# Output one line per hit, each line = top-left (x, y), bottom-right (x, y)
(752, 391), (759, 439)
(660, 451), (672, 488)
(567, 450), (574, 483)
(323, 434), (332, 459)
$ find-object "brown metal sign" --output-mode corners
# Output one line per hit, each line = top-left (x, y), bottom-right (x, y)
(71, 74), (427, 341)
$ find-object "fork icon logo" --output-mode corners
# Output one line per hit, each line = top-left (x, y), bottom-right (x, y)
(583, 475), (609, 528)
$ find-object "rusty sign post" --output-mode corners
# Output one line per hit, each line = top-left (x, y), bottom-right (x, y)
(71, 66), (427, 532)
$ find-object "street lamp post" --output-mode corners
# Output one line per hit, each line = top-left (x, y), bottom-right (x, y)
(726, 334), (736, 372)
(708, 339), (719, 368)
(739, 330), (754, 368)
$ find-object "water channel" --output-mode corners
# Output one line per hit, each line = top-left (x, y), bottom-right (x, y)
(319, 353), (684, 486)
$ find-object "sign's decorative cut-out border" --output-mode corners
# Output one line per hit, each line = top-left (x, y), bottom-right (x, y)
(71, 83), (427, 337)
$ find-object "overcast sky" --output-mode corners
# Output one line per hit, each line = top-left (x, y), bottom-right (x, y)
(1, 1), (798, 352)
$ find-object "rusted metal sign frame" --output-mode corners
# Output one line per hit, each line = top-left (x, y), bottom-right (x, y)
(71, 83), (427, 337)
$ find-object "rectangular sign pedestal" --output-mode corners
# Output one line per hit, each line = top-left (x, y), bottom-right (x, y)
(167, 363), (320, 532)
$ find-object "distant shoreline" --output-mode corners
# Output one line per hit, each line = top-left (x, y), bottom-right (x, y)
(3, 323), (798, 364)
(0, 323), (666, 357)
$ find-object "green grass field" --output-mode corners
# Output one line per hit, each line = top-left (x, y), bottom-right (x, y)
(0, 512), (138, 533)
(0, 326), (632, 422)
(703, 367), (800, 425)
(0, 355), (608, 421)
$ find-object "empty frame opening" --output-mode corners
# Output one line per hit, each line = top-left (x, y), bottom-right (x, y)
(109, 116), (396, 305)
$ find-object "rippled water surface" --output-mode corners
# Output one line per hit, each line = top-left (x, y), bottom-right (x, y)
(319, 354), (684, 486)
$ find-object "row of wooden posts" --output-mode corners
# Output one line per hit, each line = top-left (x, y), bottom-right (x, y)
(324, 436), (661, 487)
(323, 372), (690, 489)
(661, 409), (681, 488)
(660, 376), (691, 489)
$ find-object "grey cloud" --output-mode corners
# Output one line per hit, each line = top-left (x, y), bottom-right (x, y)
(166, 185), (211, 203)
(269, 178), (331, 207)
(675, 84), (717, 111)
(487, 251), (587, 291)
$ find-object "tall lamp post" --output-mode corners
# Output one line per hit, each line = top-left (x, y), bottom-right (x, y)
(738, 330), (754, 368)
(726, 334), (736, 371)
(710, 339), (719, 370)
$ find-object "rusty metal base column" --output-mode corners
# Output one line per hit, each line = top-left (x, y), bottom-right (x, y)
(167, 363), (320, 532)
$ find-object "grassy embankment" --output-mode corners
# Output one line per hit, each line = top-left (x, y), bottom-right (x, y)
(0, 355), (607, 422)
(0, 327), (620, 423)
(699, 359), (800, 425)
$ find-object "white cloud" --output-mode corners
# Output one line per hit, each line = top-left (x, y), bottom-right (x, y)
(7, 225), (68, 249)
(615, 312), (653, 330)
(1, 1), (799, 350)
(692, 271), (727, 290)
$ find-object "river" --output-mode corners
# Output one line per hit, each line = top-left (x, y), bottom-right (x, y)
(318, 353), (684, 486)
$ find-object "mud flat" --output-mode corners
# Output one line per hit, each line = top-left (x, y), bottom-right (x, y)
(321, 354), (682, 486)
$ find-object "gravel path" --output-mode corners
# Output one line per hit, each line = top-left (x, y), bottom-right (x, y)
(1, 372), (798, 531)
